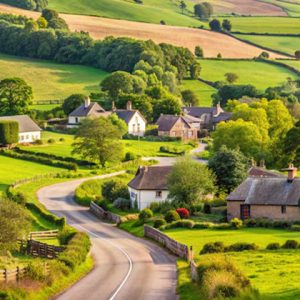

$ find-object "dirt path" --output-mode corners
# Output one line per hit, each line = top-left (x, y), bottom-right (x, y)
(0, 4), (288, 59)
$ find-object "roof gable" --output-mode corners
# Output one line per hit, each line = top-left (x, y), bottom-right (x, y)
(156, 115), (191, 131)
(69, 102), (105, 117)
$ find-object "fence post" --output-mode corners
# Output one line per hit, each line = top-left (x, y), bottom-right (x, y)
(16, 266), (19, 282)
(189, 246), (194, 261)
(4, 269), (7, 283)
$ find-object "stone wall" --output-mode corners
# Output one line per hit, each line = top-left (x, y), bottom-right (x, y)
(144, 225), (190, 259)
(190, 260), (199, 281)
(90, 201), (121, 225)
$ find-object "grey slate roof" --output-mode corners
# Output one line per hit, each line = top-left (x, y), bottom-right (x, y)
(183, 107), (216, 118)
(69, 102), (105, 117)
(0, 115), (41, 133)
(156, 115), (191, 131)
(182, 115), (201, 123)
(227, 177), (300, 206)
(128, 166), (172, 190)
(248, 167), (284, 178)
(115, 110), (137, 124)
(213, 112), (232, 123)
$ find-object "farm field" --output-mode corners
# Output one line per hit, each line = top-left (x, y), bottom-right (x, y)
(229, 16), (300, 34)
(29, 104), (61, 111)
(234, 34), (300, 55)
(20, 131), (194, 158)
(180, 80), (215, 107)
(0, 4), (288, 59)
(199, 59), (299, 90)
(0, 155), (65, 193)
(263, 0), (300, 16)
(280, 59), (300, 71)
(0, 54), (108, 101)
(166, 227), (300, 299)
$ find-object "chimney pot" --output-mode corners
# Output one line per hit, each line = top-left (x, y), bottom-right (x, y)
(127, 101), (132, 111)
(84, 96), (91, 108)
(285, 164), (298, 182)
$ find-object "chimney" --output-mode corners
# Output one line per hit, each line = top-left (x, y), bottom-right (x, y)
(127, 101), (132, 111)
(259, 160), (265, 169)
(251, 158), (257, 167)
(215, 102), (222, 116)
(84, 96), (91, 108)
(112, 101), (116, 112)
(282, 164), (298, 183)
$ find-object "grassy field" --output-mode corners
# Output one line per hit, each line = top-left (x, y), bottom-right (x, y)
(29, 104), (60, 111)
(199, 59), (299, 90)
(20, 131), (194, 158)
(228, 16), (300, 34)
(0, 155), (65, 193)
(0, 54), (108, 101)
(180, 80), (215, 107)
(280, 59), (300, 71)
(166, 227), (300, 299)
(235, 34), (300, 56)
(263, 0), (300, 16)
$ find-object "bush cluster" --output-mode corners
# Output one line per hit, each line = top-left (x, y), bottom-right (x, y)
(113, 198), (131, 211)
(138, 208), (153, 223)
(1, 150), (77, 171)
(124, 134), (180, 142)
(0, 0), (48, 11)
(75, 179), (103, 206)
(102, 179), (129, 202)
(0, 120), (19, 145)
(164, 210), (180, 223)
(159, 146), (186, 155)
(244, 218), (292, 229)
(153, 218), (166, 228)
(176, 208), (190, 219)
(160, 219), (195, 230)
(266, 240), (300, 250)
(200, 241), (258, 255)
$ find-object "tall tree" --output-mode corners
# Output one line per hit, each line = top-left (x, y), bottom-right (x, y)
(225, 72), (238, 84)
(72, 117), (124, 167)
(179, 0), (187, 13)
(209, 19), (221, 31)
(62, 94), (86, 115)
(222, 19), (232, 31)
(0, 78), (33, 116)
(168, 157), (216, 206)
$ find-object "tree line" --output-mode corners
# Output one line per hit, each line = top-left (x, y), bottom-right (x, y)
(0, 0), (48, 11)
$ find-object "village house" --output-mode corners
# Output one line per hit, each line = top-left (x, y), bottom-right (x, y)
(0, 115), (41, 143)
(155, 115), (198, 140)
(128, 166), (172, 210)
(227, 165), (300, 222)
(183, 103), (231, 130)
(68, 98), (146, 136)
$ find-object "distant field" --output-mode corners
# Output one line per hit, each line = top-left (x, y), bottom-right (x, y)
(0, 54), (108, 101)
(229, 16), (300, 34)
(181, 80), (215, 107)
(29, 104), (60, 111)
(199, 59), (299, 90)
(263, 0), (300, 16)
(234, 34), (300, 55)
(280, 59), (300, 71)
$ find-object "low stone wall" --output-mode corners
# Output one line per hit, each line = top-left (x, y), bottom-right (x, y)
(190, 260), (199, 281)
(144, 225), (190, 260)
(90, 201), (121, 225)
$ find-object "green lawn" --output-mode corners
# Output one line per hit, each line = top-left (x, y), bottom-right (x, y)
(0, 54), (108, 101)
(48, 0), (205, 27)
(228, 16), (300, 34)
(0, 155), (65, 193)
(180, 79), (215, 107)
(234, 34), (300, 56)
(21, 131), (194, 158)
(166, 227), (300, 299)
(199, 59), (299, 91)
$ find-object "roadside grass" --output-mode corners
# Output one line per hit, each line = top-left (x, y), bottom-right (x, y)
(227, 16), (300, 34)
(0, 155), (65, 194)
(0, 54), (108, 101)
(234, 34), (300, 56)
(199, 59), (298, 91)
(118, 220), (146, 238)
(180, 79), (215, 107)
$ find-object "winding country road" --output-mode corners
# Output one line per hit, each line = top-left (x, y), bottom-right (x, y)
(37, 173), (178, 300)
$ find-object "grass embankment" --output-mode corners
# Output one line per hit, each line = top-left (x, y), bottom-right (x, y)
(166, 227), (300, 299)
(0, 54), (108, 101)
(199, 59), (299, 91)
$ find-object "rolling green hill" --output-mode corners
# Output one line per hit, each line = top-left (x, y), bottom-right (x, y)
(0, 54), (108, 101)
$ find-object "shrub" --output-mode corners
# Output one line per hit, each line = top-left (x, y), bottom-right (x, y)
(200, 242), (225, 255)
(273, 220), (291, 229)
(282, 240), (299, 249)
(231, 218), (243, 229)
(214, 223), (231, 230)
(138, 208), (153, 222)
(58, 229), (76, 245)
(164, 210), (180, 223)
(291, 224), (300, 231)
(203, 203), (211, 214)
(102, 179), (129, 202)
(244, 218), (257, 227)
(124, 152), (136, 161)
(26, 260), (47, 281)
(266, 242), (280, 250)
(48, 138), (55, 144)
(176, 208), (190, 219)
(113, 198), (131, 211)
(153, 218), (167, 228)
(0, 120), (19, 145)
(193, 222), (213, 229)
(149, 201), (174, 214)
(10, 192), (26, 206)
(34, 139), (43, 145)
(226, 242), (258, 252)
(59, 137), (65, 142)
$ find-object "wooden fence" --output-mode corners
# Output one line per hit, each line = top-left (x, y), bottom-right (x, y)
(90, 201), (122, 225)
(29, 230), (59, 240)
(0, 267), (27, 283)
(144, 225), (191, 260)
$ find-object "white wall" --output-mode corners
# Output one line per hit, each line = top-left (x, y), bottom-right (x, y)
(128, 112), (146, 136)
(68, 116), (83, 126)
(19, 131), (41, 143)
(128, 187), (169, 210)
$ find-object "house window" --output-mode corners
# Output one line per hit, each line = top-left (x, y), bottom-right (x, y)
(155, 191), (162, 198)
(281, 205), (287, 214)
(240, 205), (251, 220)
(20, 135), (24, 141)
(75, 117), (79, 123)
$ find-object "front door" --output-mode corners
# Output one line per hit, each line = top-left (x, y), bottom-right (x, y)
(240, 205), (251, 220)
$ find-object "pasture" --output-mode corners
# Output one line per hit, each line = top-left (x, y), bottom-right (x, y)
(199, 59), (299, 90)
(263, 0), (300, 16)
(280, 59), (300, 71)
(234, 34), (300, 56)
(0, 54), (108, 101)
(166, 227), (300, 299)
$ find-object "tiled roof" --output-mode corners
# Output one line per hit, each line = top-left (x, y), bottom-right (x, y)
(183, 107), (215, 118)
(213, 112), (232, 123)
(0, 115), (41, 133)
(248, 167), (284, 178)
(69, 102), (105, 117)
(128, 166), (172, 190)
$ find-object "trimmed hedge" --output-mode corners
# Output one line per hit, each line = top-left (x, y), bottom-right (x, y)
(200, 241), (259, 255)
(0, 120), (19, 145)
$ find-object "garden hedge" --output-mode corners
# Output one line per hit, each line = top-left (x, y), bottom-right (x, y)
(0, 120), (19, 145)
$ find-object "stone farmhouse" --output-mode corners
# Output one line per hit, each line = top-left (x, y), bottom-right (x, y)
(68, 98), (146, 136)
(0, 115), (41, 143)
(227, 165), (300, 222)
(128, 166), (172, 210)
(155, 115), (198, 140)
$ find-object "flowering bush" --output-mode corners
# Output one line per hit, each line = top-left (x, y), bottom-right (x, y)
(176, 208), (190, 219)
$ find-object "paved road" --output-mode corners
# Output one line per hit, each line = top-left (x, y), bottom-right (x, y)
(37, 173), (177, 300)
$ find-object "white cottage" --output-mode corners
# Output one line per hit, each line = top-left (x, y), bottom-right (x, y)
(68, 98), (146, 136)
(0, 115), (41, 143)
(128, 166), (172, 210)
